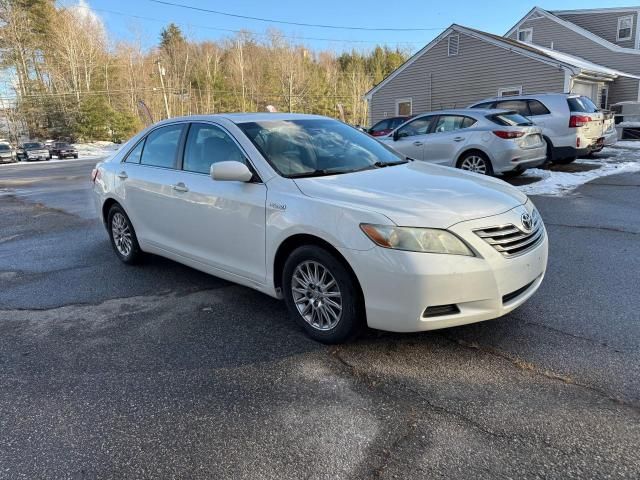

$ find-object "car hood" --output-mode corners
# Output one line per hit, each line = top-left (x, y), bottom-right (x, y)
(293, 162), (528, 228)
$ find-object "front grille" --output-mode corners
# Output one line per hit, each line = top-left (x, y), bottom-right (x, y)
(474, 209), (544, 258)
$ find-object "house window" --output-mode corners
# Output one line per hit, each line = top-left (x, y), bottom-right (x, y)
(448, 34), (459, 56)
(600, 87), (609, 109)
(617, 15), (633, 41)
(396, 98), (412, 116)
(517, 28), (533, 43)
(498, 86), (523, 97)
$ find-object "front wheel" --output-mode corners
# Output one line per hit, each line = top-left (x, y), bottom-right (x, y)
(457, 151), (494, 176)
(107, 204), (142, 264)
(283, 246), (363, 344)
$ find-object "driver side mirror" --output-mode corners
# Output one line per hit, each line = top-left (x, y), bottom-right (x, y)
(210, 161), (253, 182)
(393, 130), (401, 141)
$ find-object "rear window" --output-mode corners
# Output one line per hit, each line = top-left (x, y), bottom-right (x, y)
(0, 144), (10, 151)
(567, 96), (599, 113)
(488, 113), (533, 126)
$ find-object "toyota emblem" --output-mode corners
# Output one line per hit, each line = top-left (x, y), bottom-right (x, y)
(521, 212), (533, 232)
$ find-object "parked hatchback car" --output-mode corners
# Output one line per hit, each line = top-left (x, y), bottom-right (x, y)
(368, 116), (411, 137)
(51, 142), (78, 159)
(469, 93), (616, 164)
(92, 114), (548, 344)
(0, 143), (16, 163)
(16, 142), (49, 161)
(379, 109), (546, 176)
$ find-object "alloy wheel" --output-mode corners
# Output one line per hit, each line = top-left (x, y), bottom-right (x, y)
(291, 260), (342, 331)
(111, 212), (133, 257)
(460, 155), (488, 174)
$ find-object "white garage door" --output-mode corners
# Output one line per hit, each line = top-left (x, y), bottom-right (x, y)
(571, 81), (597, 101)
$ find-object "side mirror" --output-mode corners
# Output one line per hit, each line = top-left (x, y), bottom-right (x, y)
(392, 130), (400, 141)
(211, 161), (253, 182)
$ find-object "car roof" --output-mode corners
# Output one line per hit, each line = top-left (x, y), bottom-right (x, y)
(414, 108), (513, 116)
(155, 113), (330, 125)
(472, 93), (582, 104)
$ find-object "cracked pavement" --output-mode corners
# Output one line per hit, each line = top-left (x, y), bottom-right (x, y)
(0, 159), (639, 479)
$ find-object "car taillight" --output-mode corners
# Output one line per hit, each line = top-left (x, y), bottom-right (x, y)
(91, 168), (99, 183)
(492, 131), (525, 139)
(569, 115), (592, 128)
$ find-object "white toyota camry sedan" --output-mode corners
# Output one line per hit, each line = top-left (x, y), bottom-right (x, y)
(92, 113), (548, 344)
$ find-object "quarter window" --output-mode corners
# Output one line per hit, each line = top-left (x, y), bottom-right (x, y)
(617, 15), (633, 41)
(527, 100), (551, 116)
(396, 116), (434, 138)
(183, 123), (246, 174)
(140, 124), (185, 169)
(125, 140), (144, 164)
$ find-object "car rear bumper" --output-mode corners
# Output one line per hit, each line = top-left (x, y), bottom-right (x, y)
(341, 203), (548, 332)
(492, 144), (547, 173)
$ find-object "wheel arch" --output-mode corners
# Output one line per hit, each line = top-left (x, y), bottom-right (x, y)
(273, 234), (365, 307)
(455, 148), (492, 168)
(101, 197), (121, 226)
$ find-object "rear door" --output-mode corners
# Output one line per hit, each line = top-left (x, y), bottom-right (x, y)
(386, 116), (436, 160)
(424, 115), (475, 165)
(114, 123), (187, 250)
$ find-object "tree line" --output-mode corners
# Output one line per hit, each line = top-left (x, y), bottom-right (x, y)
(0, 0), (408, 143)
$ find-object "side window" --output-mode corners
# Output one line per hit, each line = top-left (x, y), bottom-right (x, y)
(527, 100), (551, 116)
(396, 116), (434, 138)
(140, 124), (185, 169)
(433, 115), (472, 133)
(183, 123), (245, 174)
(390, 118), (406, 129)
(370, 119), (390, 133)
(496, 100), (530, 116)
(125, 139), (145, 164)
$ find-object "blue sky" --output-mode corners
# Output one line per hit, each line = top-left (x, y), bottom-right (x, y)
(74, 0), (640, 52)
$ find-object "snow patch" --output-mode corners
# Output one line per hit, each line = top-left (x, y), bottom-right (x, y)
(73, 141), (121, 159)
(517, 145), (640, 196)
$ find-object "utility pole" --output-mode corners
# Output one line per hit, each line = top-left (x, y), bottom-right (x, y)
(156, 59), (171, 119)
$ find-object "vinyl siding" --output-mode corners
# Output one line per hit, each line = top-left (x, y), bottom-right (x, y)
(557, 11), (638, 49)
(507, 16), (640, 76)
(608, 76), (640, 105)
(369, 32), (566, 124)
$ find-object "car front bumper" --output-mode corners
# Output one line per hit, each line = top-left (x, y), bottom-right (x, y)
(341, 203), (548, 332)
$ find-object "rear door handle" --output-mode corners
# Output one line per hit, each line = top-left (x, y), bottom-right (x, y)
(454, 137), (465, 142)
(171, 182), (189, 193)
(117, 171), (128, 179)
(413, 141), (424, 146)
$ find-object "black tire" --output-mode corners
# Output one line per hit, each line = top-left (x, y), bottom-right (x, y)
(502, 169), (524, 178)
(73, 154), (78, 159)
(554, 156), (576, 165)
(107, 204), (142, 264)
(282, 245), (363, 344)
(456, 151), (494, 176)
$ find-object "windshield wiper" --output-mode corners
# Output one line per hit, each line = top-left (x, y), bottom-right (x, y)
(288, 169), (351, 179)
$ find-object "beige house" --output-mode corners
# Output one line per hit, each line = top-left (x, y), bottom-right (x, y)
(366, 7), (640, 125)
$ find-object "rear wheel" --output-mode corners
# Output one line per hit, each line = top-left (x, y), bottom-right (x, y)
(457, 151), (494, 176)
(107, 204), (142, 264)
(283, 245), (363, 344)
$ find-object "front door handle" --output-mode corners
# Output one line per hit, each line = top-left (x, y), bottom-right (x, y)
(413, 141), (424, 146)
(171, 182), (189, 193)
(117, 171), (128, 179)
(453, 137), (465, 142)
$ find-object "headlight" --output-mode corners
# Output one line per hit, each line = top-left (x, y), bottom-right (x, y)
(360, 224), (474, 256)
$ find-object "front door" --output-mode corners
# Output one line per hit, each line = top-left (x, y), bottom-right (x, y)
(169, 122), (267, 284)
(387, 115), (436, 161)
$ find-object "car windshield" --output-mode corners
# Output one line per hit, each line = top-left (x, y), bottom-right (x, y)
(0, 144), (10, 151)
(24, 142), (43, 149)
(487, 112), (533, 126)
(56, 143), (70, 147)
(237, 119), (407, 178)
(567, 96), (599, 113)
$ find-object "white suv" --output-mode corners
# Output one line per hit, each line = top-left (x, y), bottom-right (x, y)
(469, 93), (616, 164)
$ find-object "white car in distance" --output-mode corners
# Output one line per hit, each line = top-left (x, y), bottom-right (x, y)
(92, 114), (548, 343)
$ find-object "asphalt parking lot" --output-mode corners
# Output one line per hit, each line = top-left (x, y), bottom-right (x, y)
(1, 157), (639, 479)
